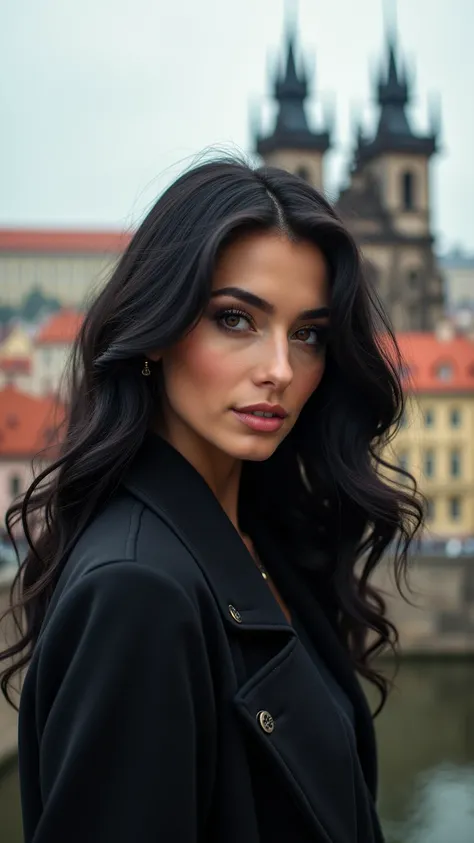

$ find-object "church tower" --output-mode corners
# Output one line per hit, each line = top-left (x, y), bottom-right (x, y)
(337, 23), (444, 331)
(254, 17), (332, 191)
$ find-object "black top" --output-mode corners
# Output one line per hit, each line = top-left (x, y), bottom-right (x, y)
(18, 433), (385, 843)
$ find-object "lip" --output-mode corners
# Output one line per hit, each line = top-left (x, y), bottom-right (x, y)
(232, 410), (286, 433)
(235, 403), (288, 419)
(232, 403), (288, 434)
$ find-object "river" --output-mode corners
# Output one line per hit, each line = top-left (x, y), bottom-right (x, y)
(1, 661), (473, 841)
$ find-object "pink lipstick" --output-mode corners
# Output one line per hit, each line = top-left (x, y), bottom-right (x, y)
(232, 403), (287, 433)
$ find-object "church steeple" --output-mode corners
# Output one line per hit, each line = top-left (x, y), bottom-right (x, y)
(376, 33), (412, 138)
(336, 1), (445, 333)
(255, 17), (331, 158)
(356, 9), (439, 162)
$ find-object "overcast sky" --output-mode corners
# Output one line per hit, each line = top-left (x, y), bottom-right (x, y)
(0, 0), (472, 252)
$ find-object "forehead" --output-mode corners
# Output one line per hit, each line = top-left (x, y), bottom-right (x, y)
(213, 231), (329, 306)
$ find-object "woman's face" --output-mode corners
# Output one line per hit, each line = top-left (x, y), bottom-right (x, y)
(155, 230), (330, 466)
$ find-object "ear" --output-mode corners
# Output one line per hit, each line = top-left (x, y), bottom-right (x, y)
(147, 351), (161, 362)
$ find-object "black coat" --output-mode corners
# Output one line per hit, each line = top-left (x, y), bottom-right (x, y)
(18, 434), (385, 843)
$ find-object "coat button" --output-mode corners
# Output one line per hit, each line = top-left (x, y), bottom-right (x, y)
(257, 710), (275, 734)
(228, 604), (242, 623)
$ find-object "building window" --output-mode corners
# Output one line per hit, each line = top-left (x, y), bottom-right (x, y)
(10, 475), (21, 497)
(450, 408), (462, 428)
(449, 496), (462, 521)
(398, 451), (409, 472)
(424, 449), (435, 478)
(43, 427), (56, 445)
(402, 171), (416, 210)
(296, 166), (310, 182)
(450, 449), (461, 478)
(399, 365), (409, 379)
(436, 363), (453, 381)
(408, 269), (419, 287)
(426, 498), (435, 521)
(424, 408), (435, 428)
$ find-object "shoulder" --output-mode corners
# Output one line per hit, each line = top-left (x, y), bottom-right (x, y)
(27, 557), (218, 755)
(46, 490), (213, 627)
(25, 489), (221, 751)
(34, 513), (218, 696)
(41, 558), (203, 659)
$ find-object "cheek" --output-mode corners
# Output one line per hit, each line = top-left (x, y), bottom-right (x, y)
(162, 328), (241, 398)
(293, 355), (326, 405)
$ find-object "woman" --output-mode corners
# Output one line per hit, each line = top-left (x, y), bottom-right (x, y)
(1, 159), (422, 843)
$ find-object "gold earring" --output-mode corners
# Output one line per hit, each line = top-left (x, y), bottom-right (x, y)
(141, 360), (151, 377)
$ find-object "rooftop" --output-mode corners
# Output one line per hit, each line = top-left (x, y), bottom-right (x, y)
(0, 358), (31, 375)
(0, 385), (63, 457)
(397, 332), (474, 393)
(0, 228), (132, 254)
(35, 309), (83, 346)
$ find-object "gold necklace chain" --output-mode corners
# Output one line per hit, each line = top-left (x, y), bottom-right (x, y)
(253, 552), (268, 580)
(242, 534), (268, 580)
(247, 538), (292, 624)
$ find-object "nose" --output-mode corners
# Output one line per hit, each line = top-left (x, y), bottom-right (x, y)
(252, 332), (293, 391)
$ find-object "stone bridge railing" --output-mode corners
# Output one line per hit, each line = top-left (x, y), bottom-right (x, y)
(372, 552), (474, 653)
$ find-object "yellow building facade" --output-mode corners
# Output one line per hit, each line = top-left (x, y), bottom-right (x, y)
(389, 332), (474, 539)
(395, 394), (474, 537)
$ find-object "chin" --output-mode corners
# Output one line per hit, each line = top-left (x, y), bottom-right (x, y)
(244, 449), (278, 462)
(225, 437), (281, 462)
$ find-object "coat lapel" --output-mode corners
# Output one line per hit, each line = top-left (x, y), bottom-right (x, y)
(249, 518), (379, 801)
(122, 433), (291, 633)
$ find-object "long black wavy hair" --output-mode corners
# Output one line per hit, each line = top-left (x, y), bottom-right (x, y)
(1, 157), (423, 709)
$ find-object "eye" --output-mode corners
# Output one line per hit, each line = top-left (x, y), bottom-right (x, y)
(215, 308), (253, 333)
(293, 326), (322, 346)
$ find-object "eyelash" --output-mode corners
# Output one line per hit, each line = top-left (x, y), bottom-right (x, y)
(213, 308), (328, 350)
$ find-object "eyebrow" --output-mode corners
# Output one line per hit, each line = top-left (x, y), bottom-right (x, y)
(210, 286), (330, 320)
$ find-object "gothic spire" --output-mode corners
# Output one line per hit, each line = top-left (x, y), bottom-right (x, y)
(355, 6), (438, 162)
(375, 31), (412, 139)
(255, 13), (331, 156)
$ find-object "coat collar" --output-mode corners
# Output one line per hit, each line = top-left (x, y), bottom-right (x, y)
(122, 432), (291, 632)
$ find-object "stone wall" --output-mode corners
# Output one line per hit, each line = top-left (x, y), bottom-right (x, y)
(372, 553), (474, 654)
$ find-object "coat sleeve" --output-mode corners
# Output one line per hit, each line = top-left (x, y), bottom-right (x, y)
(30, 561), (217, 843)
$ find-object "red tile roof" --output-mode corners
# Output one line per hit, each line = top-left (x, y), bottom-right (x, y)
(0, 385), (64, 457)
(397, 332), (474, 393)
(0, 358), (31, 375)
(0, 228), (132, 254)
(35, 310), (83, 346)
